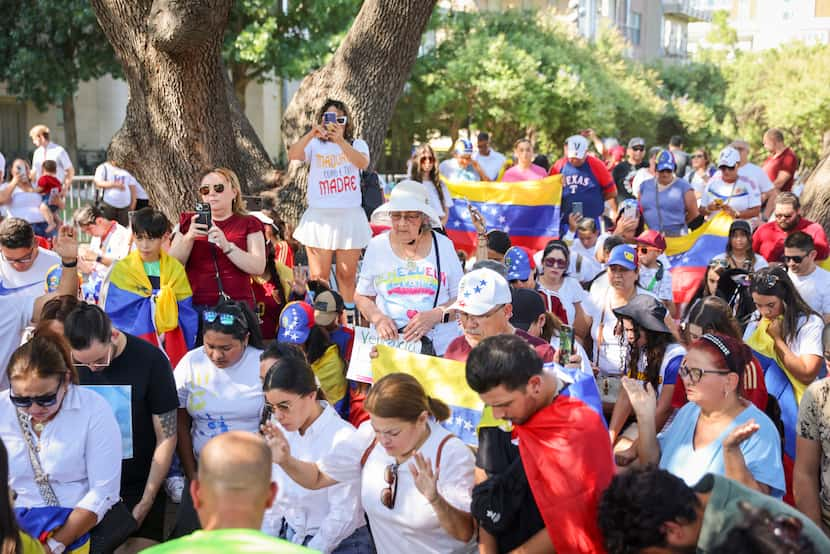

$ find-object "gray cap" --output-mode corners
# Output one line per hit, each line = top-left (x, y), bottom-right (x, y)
(613, 294), (670, 334)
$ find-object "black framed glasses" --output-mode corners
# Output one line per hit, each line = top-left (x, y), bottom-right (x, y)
(1, 246), (36, 265)
(10, 375), (64, 408)
(632, 146), (645, 152)
(719, 165), (737, 171)
(679, 363), (731, 384)
(199, 183), (225, 195)
(380, 463), (399, 509)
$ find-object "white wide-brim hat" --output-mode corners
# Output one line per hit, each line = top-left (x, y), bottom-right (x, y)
(370, 179), (444, 228)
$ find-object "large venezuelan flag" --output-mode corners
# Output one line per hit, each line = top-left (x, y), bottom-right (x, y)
(665, 212), (732, 305)
(103, 250), (198, 368)
(442, 175), (562, 254)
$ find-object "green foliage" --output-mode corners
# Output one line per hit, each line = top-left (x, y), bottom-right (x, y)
(0, 0), (120, 110)
(388, 10), (666, 164)
(225, 0), (362, 84)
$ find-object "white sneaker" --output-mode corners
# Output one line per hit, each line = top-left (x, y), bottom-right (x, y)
(165, 475), (185, 503)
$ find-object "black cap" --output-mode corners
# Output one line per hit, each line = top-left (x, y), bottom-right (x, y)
(487, 230), (512, 255)
(729, 219), (752, 237)
(613, 294), (670, 333)
(509, 288), (546, 331)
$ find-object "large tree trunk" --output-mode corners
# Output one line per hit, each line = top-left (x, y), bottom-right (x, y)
(230, 61), (250, 112)
(61, 94), (78, 167)
(278, 0), (437, 224)
(89, 0), (275, 222)
(800, 152), (830, 241)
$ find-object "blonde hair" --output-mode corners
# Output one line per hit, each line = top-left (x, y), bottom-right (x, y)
(200, 167), (247, 215)
(29, 124), (50, 140)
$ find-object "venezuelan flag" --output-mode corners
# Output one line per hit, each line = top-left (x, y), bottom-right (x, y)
(665, 212), (732, 305)
(442, 175), (562, 254)
(103, 250), (198, 368)
(372, 345), (483, 445)
(15, 506), (90, 553)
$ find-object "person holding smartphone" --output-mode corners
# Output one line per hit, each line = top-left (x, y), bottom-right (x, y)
(288, 99), (371, 318)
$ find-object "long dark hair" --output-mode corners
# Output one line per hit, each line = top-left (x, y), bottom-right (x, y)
(262, 242), (287, 306)
(316, 99), (355, 142)
(0, 438), (21, 554)
(262, 356), (324, 400)
(683, 296), (743, 343)
(620, 317), (676, 391)
(409, 144), (444, 208)
(751, 266), (820, 343)
(725, 228), (758, 270)
(305, 325), (336, 365)
(682, 263), (727, 321)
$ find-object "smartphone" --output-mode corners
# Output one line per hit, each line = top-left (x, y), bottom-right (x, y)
(572, 201), (583, 218)
(559, 325), (575, 356)
(17, 166), (26, 177)
(623, 203), (637, 219)
(323, 112), (337, 125)
(195, 202), (212, 227)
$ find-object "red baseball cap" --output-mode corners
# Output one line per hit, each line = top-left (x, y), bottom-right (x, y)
(635, 229), (666, 251)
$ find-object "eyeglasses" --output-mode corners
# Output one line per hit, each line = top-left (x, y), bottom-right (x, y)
(271, 395), (303, 414)
(459, 304), (504, 322)
(679, 363), (731, 384)
(783, 255), (805, 264)
(691, 153), (704, 159)
(199, 183), (225, 195)
(719, 165), (737, 171)
(1, 246), (36, 265)
(632, 146), (645, 151)
(543, 257), (568, 269)
(10, 375), (64, 408)
(389, 212), (422, 222)
(380, 463), (399, 509)
(73, 346), (114, 371)
(639, 247), (657, 255)
(420, 156), (435, 162)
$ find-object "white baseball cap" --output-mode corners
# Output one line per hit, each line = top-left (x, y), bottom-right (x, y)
(447, 268), (512, 316)
(717, 147), (741, 168)
(566, 135), (589, 159)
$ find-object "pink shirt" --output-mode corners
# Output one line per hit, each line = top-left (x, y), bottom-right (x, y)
(501, 164), (548, 182)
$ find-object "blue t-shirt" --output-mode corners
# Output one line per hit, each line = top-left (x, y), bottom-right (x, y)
(658, 402), (785, 498)
(639, 178), (692, 236)
(558, 161), (608, 237)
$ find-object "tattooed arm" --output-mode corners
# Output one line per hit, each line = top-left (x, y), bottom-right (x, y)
(132, 409), (178, 525)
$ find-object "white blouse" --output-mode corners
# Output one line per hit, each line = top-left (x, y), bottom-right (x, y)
(319, 419), (475, 554)
(0, 385), (122, 522)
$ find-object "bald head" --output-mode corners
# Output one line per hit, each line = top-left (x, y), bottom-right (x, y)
(193, 431), (276, 530)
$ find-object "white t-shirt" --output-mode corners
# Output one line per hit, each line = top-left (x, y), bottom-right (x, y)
(567, 238), (603, 283)
(631, 167), (653, 199)
(304, 138), (369, 209)
(739, 163), (774, 194)
(744, 314), (824, 360)
(537, 276), (588, 325)
(421, 179), (452, 217)
(133, 179), (149, 200)
(638, 256), (673, 302)
(589, 287), (657, 376)
(356, 231), (463, 332)
(89, 223), (132, 272)
(0, 295), (35, 390)
(94, 163), (135, 209)
(175, 346), (264, 457)
(0, 185), (47, 223)
(319, 419), (475, 554)
(701, 175), (761, 215)
(788, 267), (830, 316)
(473, 149), (507, 181)
(0, 247), (61, 298)
(32, 142), (73, 183)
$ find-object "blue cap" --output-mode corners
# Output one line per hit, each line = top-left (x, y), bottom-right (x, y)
(607, 244), (638, 271)
(655, 149), (676, 172)
(277, 301), (315, 344)
(454, 139), (474, 155)
(504, 246), (532, 281)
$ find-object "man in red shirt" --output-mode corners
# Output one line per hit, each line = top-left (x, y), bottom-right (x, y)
(753, 192), (829, 263)
(762, 128), (799, 219)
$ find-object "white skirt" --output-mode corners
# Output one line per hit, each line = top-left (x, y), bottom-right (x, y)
(293, 206), (371, 250)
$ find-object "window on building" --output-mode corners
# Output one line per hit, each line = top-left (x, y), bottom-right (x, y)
(628, 11), (641, 45)
(818, 0), (830, 17)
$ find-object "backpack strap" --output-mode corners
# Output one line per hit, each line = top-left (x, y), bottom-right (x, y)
(435, 434), (453, 469)
(360, 438), (378, 468)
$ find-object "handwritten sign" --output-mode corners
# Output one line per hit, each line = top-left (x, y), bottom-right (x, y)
(346, 326), (422, 384)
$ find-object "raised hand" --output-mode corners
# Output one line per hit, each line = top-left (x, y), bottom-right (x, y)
(409, 451), (439, 503)
(621, 377), (656, 421)
(261, 420), (291, 465)
(723, 420), (760, 451)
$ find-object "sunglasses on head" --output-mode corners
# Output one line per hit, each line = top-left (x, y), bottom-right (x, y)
(381, 463), (399, 509)
(199, 183), (225, 195)
(752, 272), (781, 292)
(543, 257), (568, 269)
(10, 375), (64, 408)
(203, 309), (247, 330)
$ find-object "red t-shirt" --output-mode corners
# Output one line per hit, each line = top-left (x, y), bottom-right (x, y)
(444, 328), (555, 363)
(752, 216), (829, 262)
(763, 147), (799, 192)
(37, 175), (62, 196)
(179, 213), (264, 307)
(251, 279), (285, 341)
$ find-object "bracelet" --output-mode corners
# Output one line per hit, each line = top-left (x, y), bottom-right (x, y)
(61, 259), (78, 268)
(223, 244), (234, 255)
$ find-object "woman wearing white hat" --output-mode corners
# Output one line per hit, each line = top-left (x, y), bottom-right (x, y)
(354, 180), (464, 354)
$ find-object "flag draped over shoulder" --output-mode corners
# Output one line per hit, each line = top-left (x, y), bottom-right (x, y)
(442, 175), (562, 254)
(665, 212), (732, 305)
(104, 250), (198, 368)
(745, 319), (799, 459)
(372, 345), (483, 445)
(515, 395), (613, 554)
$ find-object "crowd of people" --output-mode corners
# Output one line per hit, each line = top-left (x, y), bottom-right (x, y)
(1, 109), (830, 554)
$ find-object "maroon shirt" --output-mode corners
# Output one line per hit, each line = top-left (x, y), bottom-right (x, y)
(179, 212), (264, 307)
(444, 328), (556, 363)
(763, 147), (799, 192)
(752, 216), (829, 262)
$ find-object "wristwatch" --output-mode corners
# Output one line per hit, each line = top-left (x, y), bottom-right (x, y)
(47, 537), (66, 554)
(95, 254), (103, 264)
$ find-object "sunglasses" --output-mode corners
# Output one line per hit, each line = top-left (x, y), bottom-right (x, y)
(420, 156), (435, 162)
(679, 363), (731, 384)
(719, 165), (737, 171)
(199, 183), (225, 195)
(203, 310), (244, 327)
(783, 255), (805, 263)
(10, 375), (64, 408)
(691, 153), (704, 159)
(752, 272), (781, 292)
(1, 246), (36, 265)
(381, 463), (399, 509)
(631, 146), (645, 151)
(543, 257), (568, 269)
(389, 212), (422, 222)
(639, 247), (658, 255)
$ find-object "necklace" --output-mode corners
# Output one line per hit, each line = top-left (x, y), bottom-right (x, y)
(399, 234), (422, 272)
